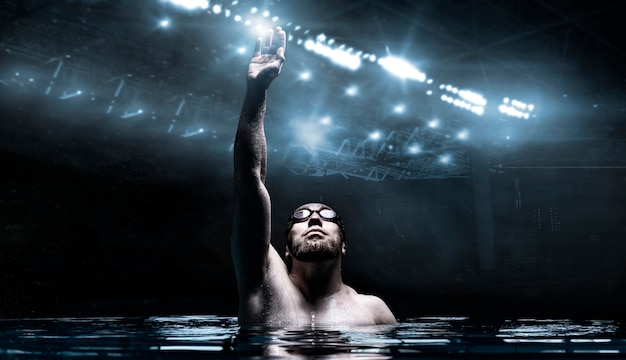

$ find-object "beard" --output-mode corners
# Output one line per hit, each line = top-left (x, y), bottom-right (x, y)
(288, 237), (342, 262)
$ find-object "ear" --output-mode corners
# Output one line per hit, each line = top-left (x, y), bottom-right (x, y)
(285, 245), (291, 259)
(341, 241), (346, 256)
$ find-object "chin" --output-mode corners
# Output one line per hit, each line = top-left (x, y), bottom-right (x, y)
(293, 251), (339, 262)
(290, 244), (340, 262)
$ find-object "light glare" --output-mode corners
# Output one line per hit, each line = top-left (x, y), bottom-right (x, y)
(162, 0), (208, 10)
(408, 144), (421, 154)
(303, 39), (361, 71)
(458, 89), (487, 106)
(369, 131), (381, 141)
(377, 56), (426, 82)
(393, 104), (405, 114)
(457, 130), (469, 140)
(345, 85), (358, 96)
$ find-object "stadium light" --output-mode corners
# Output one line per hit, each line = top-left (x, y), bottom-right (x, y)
(120, 109), (143, 119)
(369, 131), (382, 141)
(181, 128), (204, 137)
(58, 90), (82, 100)
(161, 0), (208, 10)
(377, 56), (426, 82)
(303, 39), (361, 71)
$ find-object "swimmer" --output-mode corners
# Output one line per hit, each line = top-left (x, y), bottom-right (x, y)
(231, 26), (396, 326)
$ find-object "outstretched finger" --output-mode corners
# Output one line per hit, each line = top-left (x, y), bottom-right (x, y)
(264, 28), (273, 53)
(274, 26), (286, 52)
(252, 37), (262, 57)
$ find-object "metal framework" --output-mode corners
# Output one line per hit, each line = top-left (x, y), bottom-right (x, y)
(284, 128), (471, 180)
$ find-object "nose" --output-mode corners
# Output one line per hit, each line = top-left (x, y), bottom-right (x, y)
(307, 211), (323, 226)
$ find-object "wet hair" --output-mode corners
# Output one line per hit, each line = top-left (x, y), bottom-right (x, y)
(284, 207), (346, 243)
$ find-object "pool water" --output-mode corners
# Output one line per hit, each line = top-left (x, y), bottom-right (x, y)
(0, 315), (624, 358)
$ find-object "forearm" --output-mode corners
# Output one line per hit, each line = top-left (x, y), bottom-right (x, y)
(234, 86), (269, 186)
(232, 85), (272, 280)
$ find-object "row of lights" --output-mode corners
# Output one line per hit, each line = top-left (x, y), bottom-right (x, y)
(498, 97), (535, 119)
(160, 0), (537, 125)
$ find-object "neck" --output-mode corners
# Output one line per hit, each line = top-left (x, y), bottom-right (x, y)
(289, 257), (343, 303)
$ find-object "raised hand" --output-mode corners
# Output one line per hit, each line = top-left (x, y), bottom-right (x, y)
(247, 26), (286, 89)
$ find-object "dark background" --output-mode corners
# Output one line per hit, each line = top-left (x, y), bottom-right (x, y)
(0, 0), (625, 320)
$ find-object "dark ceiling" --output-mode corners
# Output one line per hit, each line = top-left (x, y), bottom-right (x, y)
(1, 0), (624, 183)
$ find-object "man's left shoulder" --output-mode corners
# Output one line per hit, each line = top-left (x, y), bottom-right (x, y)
(350, 289), (397, 324)
(355, 292), (388, 310)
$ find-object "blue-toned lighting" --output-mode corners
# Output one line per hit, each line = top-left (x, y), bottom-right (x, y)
(58, 90), (82, 100)
(377, 56), (426, 82)
(212, 4), (222, 14)
(393, 104), (406, 114)
(120, 108), (143, 119)
(159, 19), (170, 28)
(457, 129), (469, 140)
(292, 119), (329, 149)
(162, 0), (208, 10)
(303, 39), (361, 71)
(236, 47), (246, 54)
(499, 97), (534, 119)
(439, 154), (451, 164)
(250, 7), (258, 14)
(345, 85), (358, 96)
(320, 116), (332, 125)
(439, 85), (486, 115)
(181, 128), (204, 138)
(441, 94), (484, 116)
(428, 119), (439, 128)
(369, 131), (382, 141)
(408, 144), (421, 154)
(299, 71), (312, 81)
(458, 89), (487, 106)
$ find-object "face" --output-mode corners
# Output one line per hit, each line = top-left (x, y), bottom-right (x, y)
(286, 203), (345, 262)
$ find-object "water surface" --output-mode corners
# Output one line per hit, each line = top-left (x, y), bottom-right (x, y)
(1, 315), (624, 358)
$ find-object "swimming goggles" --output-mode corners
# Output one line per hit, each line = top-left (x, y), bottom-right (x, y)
(292, 208), (337, 222)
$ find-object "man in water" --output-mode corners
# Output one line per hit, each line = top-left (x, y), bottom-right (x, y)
(232, 26), (396, 326)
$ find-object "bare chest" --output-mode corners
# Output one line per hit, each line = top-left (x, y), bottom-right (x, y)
(244, 285), (376, 327)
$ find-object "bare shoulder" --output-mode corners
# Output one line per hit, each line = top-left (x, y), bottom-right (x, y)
(349, 287), (397, 325)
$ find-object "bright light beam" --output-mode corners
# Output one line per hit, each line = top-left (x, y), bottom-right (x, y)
(377, 56), (426, 82)
(161, 0), (208, 10)
(159, 19), (170, 28)
(303, 39), (361, 71)
(407, 144), (421, 154)
(58, 90), (82, 100)
(369, 131), (382, 141)
(181, 128), (204, 137)
(120, 109), (143, 119)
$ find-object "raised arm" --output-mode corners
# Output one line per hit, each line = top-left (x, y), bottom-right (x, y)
(231, 27), (286, 289)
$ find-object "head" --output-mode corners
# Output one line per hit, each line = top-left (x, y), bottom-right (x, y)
(284, 203), (346, 263)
